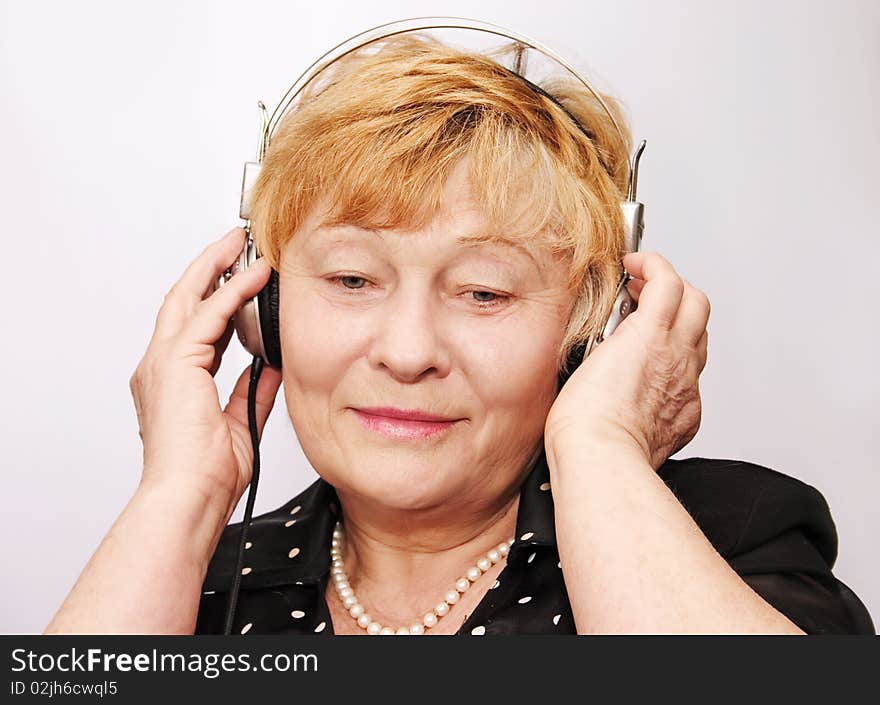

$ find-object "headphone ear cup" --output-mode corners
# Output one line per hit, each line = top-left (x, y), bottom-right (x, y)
(256, 267), (282, 368)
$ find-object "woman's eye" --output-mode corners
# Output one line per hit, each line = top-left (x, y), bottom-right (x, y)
(469, 290), (510, 308)
(333, 275), (368, 289)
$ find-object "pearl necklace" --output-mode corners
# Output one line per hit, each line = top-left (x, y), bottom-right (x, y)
(329, 520), (515, 635)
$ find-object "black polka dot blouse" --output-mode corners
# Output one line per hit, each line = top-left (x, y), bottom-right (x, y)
(195, 451), (875, 635)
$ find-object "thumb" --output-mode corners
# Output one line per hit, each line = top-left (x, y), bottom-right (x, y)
(223, 362), (283, 440)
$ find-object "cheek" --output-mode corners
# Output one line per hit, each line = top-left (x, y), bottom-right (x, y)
(462, 316), (565, 423)
(277, 287), (356, 393)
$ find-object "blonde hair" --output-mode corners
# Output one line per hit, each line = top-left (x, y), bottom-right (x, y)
(249, 33), (633, 375)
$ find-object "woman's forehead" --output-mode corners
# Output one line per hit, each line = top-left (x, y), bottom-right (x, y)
(320, 157), (553, 236)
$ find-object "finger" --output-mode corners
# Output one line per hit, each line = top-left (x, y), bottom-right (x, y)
(185, 257), (273, 347)
(154, 228), (247, 338)
(224, 362), (284, 440)
(625, 277), (645, 302)
(672, 279), (712, 346)
(178, 227), (247, 304)
(208, 317), (236, 377)
(622, 251), (684, 329)
(696, 328), (708, 372)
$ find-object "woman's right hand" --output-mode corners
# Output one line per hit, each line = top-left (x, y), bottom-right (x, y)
(129, 227), (284, 519)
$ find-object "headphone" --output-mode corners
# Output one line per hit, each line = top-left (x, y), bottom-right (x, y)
(212, 17), (646, 634)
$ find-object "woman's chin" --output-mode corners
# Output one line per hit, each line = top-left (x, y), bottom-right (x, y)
(334, 468), (460, 513)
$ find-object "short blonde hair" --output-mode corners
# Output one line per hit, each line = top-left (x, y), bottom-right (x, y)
(249, 33), (633, 375)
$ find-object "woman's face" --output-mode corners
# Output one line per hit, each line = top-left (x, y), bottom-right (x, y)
(277, 159), (575, 513)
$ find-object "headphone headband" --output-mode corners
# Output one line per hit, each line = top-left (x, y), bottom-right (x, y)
(256, 17), (628, 163)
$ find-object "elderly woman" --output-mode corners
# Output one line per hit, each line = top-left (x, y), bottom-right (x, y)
(45, 35), (873, 635)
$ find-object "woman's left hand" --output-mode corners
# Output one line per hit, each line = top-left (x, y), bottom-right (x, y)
(544, 251), (710, 471)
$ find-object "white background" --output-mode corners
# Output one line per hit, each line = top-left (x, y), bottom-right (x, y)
(1, 0), (876, 633)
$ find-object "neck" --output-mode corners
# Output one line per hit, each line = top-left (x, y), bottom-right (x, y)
(332, 487), (520, 626)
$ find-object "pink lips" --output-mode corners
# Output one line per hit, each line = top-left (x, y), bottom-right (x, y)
(352, 407), (460, 440)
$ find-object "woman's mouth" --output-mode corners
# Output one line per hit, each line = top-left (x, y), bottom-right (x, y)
(350, 408), (460, 440)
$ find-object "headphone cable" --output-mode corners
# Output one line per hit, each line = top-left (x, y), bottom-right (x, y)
(222, 355), (265, 635)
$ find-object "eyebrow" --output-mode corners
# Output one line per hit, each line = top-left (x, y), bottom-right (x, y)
(313, 223), (541, 269)
(455, 234), (540, 270)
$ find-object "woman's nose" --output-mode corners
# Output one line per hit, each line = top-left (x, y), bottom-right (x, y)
(366, 285), (452, 383)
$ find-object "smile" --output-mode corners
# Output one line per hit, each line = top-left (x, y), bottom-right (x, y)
(351, 409), (460, 440)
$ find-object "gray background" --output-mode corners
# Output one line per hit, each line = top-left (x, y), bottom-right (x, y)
(1, 0), (876, 633)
